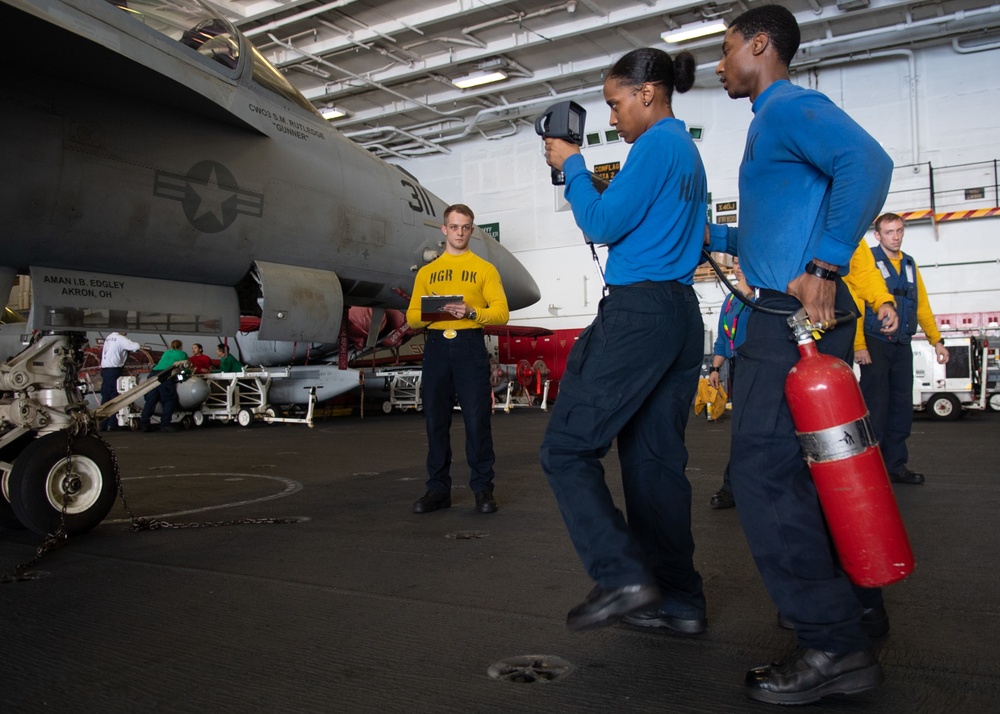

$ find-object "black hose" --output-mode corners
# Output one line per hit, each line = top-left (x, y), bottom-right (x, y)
(701, 250), (857, 325)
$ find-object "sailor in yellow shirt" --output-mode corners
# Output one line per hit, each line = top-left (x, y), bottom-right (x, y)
(843, 239), (898, 349)
(406, 204), (509, 515)
(856, 213), (949, 486)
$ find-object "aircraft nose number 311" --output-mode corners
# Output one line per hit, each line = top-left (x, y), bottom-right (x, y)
(401, 180), (436, 217)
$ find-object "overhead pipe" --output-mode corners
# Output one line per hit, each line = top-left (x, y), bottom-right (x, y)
(794, 3), (1000, 57)
(434, 87), (598, 146)
(244, 0), (361, 38)
(461, 1), (576, 35)
(330, 4), (998, 157)
(267, 33), (472, 119)
(316, 19), (417, 67)
(371, 86), (601, 157)
(403, 35), (488, 51)
(952, 35), (1000, 53)
(691, 2), (1000, 74)
(345, 126), (452, 155)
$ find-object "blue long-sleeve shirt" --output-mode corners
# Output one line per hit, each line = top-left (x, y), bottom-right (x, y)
(713, 293), (750, 359)
(563, 117), (707, 286)
(707, 81), (893, 291)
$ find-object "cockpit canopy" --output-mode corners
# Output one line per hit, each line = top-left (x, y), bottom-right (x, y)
(112, 0), (320, 117)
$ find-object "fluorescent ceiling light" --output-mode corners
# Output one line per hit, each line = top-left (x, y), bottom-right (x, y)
(321, 106), (347, 120)
(661, 21), (727, 44)
(452, 69), (508, 89)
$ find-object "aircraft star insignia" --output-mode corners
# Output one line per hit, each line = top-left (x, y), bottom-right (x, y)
(153, 160), (264, 233)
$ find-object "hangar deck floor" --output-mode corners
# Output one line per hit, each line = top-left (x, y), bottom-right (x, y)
(1, 407), (997, 713)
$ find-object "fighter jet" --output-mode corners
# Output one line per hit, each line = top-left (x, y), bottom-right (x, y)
(0, 0), (540, 536)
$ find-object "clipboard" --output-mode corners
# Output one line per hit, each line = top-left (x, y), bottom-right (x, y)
(421, 294), (463, 321)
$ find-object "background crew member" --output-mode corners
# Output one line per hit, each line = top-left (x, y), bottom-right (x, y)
(709, 5), (894, 705)
(140, 339), (187, 433)
(857, 213), (949, 485)
(707, 257), (752, 510)
(540, 48), (708, 635)
(215, 343), (242, 373)
(843, 240), (899, 353)
(188, 343), (213, 373)
(99, 330), (140, 431)
(406, 204), (509, 515)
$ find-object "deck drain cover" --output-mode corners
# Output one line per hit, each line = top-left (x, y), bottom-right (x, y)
(488, 655), (573, 683)
(446, 530), (489, 540)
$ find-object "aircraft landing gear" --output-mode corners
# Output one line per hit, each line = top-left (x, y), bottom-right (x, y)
(7, 432), (118, 536)
(0, 333), (123, 535)
(0, 430), (35, 530)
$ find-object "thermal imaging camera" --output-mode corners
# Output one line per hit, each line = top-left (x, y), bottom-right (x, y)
(534, 101), (587, 186)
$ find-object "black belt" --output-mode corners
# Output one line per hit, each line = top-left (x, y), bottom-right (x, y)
(608, 280), (690, 293)
(754, 287), (793, 302)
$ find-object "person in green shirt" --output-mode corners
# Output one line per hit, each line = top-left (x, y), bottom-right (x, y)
(215, 344), (243, 372)
(140, 339), (187, 432)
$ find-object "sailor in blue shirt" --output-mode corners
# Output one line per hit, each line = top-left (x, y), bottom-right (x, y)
(540, 47), (708, 636)
(709, 5), (894, 705)
(707, 257), (753, 510)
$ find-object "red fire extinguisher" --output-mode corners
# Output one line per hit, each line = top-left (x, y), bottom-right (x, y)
(785, 310), (914, 588)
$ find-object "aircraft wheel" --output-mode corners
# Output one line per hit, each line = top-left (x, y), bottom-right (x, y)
(926, 393), (962, 421)
(8, 433), (118, 536)
(0, 432), (35, 530)
(237, 409), (254, 428)
(381, 401), (393, 414)
(988, 393), (1000, 412)
(192, 411), (205, 427)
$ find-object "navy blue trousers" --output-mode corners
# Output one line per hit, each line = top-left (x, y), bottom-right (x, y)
(540, 282), (705, 618)
(100, 366), (123, 430)
(720, 358), (737, 493)
(731, 281), (881, 653)
(421, 329), (495, 495)
(140, 372), (178, 429)
(859, 338), (913, 475)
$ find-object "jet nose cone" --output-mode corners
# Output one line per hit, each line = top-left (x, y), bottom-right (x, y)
(473, 236), (540, 311)
(503, 261), (542, 311)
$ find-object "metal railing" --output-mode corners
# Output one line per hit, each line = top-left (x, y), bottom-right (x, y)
(887, 158), (1000, 216)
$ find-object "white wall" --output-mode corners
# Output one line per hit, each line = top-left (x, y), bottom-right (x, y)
(399, 42), (1000, 337)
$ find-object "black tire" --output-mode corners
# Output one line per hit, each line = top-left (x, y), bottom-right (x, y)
(0, 489), (22, 529)
(8, 433), (118, 536)
(237, 408), (254, 427)
(0, 431), (35, 530)
(926, 393), (962, 421)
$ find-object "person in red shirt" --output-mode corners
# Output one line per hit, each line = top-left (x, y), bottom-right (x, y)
(188, 343), (214, 373)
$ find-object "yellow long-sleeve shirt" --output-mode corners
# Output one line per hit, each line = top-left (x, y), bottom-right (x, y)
(406, 250), (509, 330)
(849, 246), (943, 351)
(844, 242), (896, 352)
